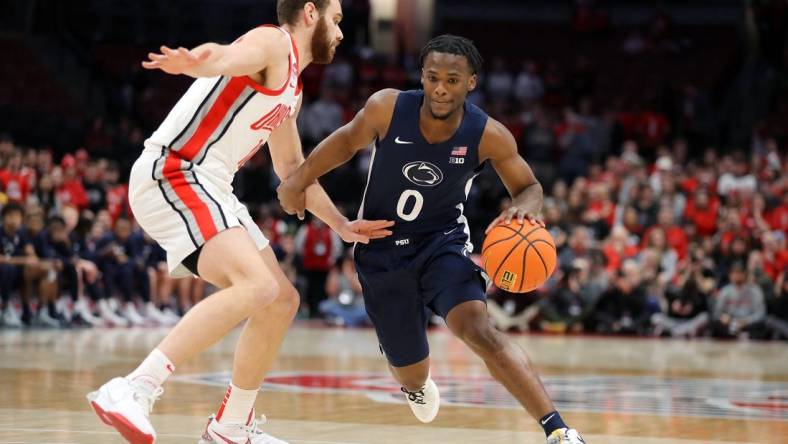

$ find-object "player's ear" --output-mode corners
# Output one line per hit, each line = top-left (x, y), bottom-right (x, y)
(468, 74), (477, 91)
(420, 68), (425, 86)
(304, 2), (318, 26)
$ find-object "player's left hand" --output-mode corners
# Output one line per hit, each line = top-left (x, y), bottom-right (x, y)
(276, 178), (307, 220)
(485, 205), (544, 234)
(142, 46), (212, 75)
(338, 219), (395, 244)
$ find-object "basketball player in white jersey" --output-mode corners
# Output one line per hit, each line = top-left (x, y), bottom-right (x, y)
(86, 1), (393, 443)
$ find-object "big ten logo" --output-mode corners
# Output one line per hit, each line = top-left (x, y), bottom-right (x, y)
(500, 270), (517, 290)
(250, 103), (292, 132)
(449, 157), (465, 164)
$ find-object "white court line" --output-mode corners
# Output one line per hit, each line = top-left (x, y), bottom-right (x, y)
(0, 442), (80, 444)
(1, 428), (361, 444)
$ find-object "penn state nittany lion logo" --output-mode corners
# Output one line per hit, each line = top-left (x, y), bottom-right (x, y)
(402, 161), (443, 187)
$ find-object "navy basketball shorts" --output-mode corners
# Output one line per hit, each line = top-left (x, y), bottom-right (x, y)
(354, 230), (489, 367)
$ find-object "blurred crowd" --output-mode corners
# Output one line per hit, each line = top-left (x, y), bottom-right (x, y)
(1, 2), (786, 340)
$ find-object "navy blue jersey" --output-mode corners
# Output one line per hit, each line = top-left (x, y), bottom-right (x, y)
(0, 229), (29, 257)
(360, 90), (488, 248)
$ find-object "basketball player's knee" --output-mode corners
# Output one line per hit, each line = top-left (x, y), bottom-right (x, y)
(272, 284), (300, 320)
(460, 321), (505, 355)
(233, 274), (280, 312)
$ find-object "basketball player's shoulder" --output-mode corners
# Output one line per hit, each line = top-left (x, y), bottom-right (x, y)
(479, 115), (517, 156)
(240, 26), (291, 57)
(365, 89), (400, 113)
(362, 89), (400, 127)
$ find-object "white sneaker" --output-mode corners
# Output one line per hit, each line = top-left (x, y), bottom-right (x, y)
(74, 298), (104, 327)
(145, 302), (173, 326)
(546, 428), (586, 444)
(2, 305), (23, 328)
(401, 377), (440, 423)
(198, 413), (288, 444)
(87, 377), (163, 444)
(99, 299), (130, 327)
(36, 309), (62, 328)
(161, 307), (181, 324)
(56, 297), (73, 322)
(123, 302), (147, 326)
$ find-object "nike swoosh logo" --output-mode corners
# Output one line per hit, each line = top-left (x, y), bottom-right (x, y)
(213, 431), (248, 444)
(395, 136), (414, 144)
(444, 227), (458, 235)
(540, 413), (556, 425)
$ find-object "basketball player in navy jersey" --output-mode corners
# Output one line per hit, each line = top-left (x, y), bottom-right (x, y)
(278, 35), (585, 443)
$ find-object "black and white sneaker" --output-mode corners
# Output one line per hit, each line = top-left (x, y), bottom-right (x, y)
(401, 377), (440, 423)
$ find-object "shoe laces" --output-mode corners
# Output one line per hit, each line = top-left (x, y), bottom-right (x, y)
(401, 387), (426, 404)
(133, 386), (164, 415)
(243, 414), (268, 436)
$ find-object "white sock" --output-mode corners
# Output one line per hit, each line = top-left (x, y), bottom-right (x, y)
(216, 383), (258, 425)
(126, 349), (175, 393)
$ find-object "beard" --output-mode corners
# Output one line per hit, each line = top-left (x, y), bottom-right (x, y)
(311, 18), (335, 64)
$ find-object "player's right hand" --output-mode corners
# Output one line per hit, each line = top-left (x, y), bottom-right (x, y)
(338, 219), (395, 244)
(276, 178), (307, 220)
(142, 46), (212, 75)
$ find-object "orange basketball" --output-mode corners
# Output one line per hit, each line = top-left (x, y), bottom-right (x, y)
(481, 220), (557, 293)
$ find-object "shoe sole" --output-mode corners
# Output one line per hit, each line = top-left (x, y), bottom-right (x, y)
(89, 398), (154, 444)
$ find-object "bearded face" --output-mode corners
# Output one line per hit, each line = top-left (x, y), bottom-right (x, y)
(310, 16), (336, 64)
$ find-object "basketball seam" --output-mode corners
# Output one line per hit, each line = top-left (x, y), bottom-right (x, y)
(490, 236), (528, 289)
(481, 222), (531, 254)
(527, 239), (551, 277)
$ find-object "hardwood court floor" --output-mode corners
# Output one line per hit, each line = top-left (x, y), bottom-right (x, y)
(0, 324), (786, 443)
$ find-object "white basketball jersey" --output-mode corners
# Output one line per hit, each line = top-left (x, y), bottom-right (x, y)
(143, 25), (301, 190)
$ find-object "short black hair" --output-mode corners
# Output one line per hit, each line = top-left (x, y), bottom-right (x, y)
(1, 202), (24, 218)
(420, 34), (483, 74)
(47, 215), (66, 227)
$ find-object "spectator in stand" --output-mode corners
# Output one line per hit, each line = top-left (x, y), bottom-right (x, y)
(319, 251), (369, 327)
(651, 249), (713, 337)
(765, 270), (788, 340)
(558, 226), (593, 268)
(621, 205), (644, 241)
(485, 57), (513, 101)
(26, 208), (68, 325)
(514, 60), (544, 102)
(523, 106), (556, 186)
(539, 258), (596, 334)
(302, 87), (345, 146)
(82, 161), (108, 214)
(716, 235), (750, 287)
(602, 225), (638, 273)
(295, 216), (342, 318)
(0, 203), (59, 327)
(30, 173), (58, 216)
(581, 182), (615, 239)
(634, 183), (659, 228)
(142, 233), (180, 326)
(718, 153), (757, 197)
(96, 217), (148, 326)
(711, 261), (767, 339)
(642, 206), (688, 259)
(56, 156), (88, 211)
(104, 162), (130, 224)
(592, 259), (652, 335)
(0, 151), (34, 203)
(761, 231), (788, 281)
(684, 188), (719, 238)
(657, 174), (687, 222)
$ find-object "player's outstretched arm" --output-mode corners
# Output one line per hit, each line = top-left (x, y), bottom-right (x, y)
(141, 27), (289, 78)
(268, 94), (394, 244)
(479, 118), (545, 234)
(277, 89), (398, 217)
